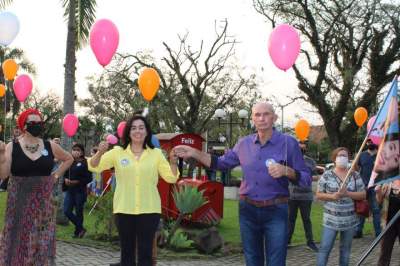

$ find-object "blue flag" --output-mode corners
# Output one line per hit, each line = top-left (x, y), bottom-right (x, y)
(368, 78), (399, 187)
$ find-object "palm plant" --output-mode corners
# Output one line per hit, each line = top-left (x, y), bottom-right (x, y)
(168, 185), (208, 245)
(61, 0), (97, 149)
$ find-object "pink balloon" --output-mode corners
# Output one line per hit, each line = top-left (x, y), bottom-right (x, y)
(90, 19), (119, 67)
(106, 134), (118, 145)
(13, 74), (32, 102)
(117, 121), (126, 138)
(63, 114), (79, 137)
(268, 24), (301, 71)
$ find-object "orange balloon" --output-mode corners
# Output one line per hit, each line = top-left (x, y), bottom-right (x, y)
(295, 119), (310, 141)
(354, 107), (368, 127)
(2, 59), (18, 81)
(0, 84), (5, 97)
(138, 67), (160, 102)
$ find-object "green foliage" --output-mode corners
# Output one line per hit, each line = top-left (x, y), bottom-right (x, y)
(172, 185), (208, 215)
(61, 0), (97, 48)
(90, 192), (117, 241)
(169, 229), (193, 250)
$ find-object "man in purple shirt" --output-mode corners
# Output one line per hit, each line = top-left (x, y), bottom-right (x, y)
(174, 102), (311, 266)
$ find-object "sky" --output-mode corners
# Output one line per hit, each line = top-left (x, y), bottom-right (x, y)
(5, 0), (322, 126)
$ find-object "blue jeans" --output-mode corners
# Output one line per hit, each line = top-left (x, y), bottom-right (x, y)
(63, 191), (86, 235)
(357, 189), (381, 236)
(317, 226), (354, 266)
(239, 199), (288, 266)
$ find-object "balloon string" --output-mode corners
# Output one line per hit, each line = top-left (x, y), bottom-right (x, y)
(4, 82), (6, 142)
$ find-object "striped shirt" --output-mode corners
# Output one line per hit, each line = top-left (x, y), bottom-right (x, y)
(289, 155), (315, 201)
(318, 170), (365, 231)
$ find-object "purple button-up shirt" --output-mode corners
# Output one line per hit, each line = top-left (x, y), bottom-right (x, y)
(211, 130), (311, 201)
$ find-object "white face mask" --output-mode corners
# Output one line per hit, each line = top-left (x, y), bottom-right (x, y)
(335, 156), (349, 168)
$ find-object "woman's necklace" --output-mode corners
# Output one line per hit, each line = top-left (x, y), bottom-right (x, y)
(25, 143), (40, 153)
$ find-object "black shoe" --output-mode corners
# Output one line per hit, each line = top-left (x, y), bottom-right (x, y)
(307, 241), (319, 252)
(78, 228), (86, 238)
(109, 263), (120, 266)
(353, 232), (363, 239)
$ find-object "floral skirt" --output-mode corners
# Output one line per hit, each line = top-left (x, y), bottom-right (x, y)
(0, 175), (57, 266)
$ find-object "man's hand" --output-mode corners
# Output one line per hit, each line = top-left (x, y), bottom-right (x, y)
(174, 145), (197, 160)
(268, 163), (287, 179)
(64, 178), (72, 186)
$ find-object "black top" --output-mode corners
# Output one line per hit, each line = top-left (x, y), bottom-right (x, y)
(63, 159), (92, 193)
(11, 140), (54, 177)
(388, 191), (400, 220)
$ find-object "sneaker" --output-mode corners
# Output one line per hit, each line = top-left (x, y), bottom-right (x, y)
(353, 232), (363, 239)
(307, 242), (319, 252)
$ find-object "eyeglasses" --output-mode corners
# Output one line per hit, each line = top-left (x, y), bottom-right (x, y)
(26, 121), (44, 126)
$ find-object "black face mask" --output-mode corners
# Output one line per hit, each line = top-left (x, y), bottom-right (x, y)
(367, 144), (377, 150)
(301, 148), (306, 155)
(26, 123), (43, 137)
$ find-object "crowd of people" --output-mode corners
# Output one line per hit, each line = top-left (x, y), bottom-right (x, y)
(0, 103), (398, 266)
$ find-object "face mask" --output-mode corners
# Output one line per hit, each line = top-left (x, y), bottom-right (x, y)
(301, 148), (306, 155)
(367, 144), (377, 150)
(335, 156), (349, 168)
(26, 123), (43, 137)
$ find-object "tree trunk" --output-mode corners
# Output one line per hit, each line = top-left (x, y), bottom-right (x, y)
(57, 0), (77, 225)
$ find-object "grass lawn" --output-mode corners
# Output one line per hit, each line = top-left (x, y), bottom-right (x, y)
(218, 199), (373, 246)
(0, 192), (374, 251)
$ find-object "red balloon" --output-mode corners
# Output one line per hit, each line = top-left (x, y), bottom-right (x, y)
(90, 19), (119, 67)
(13, 74), (32, 102)
(63, 114), (79, 137)
(117, 121), (126, 138)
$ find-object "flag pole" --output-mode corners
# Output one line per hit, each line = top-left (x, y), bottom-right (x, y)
(356, 209), (400, 265)
(88, 179), (112, 216)
(341, 76), (398, 189)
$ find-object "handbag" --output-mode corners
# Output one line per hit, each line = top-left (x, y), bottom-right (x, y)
(353, 177), (369, 217)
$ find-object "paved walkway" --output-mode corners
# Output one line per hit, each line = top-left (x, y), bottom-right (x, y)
(56, 236), (400, 265)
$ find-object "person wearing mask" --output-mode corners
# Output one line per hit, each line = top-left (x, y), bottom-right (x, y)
(0, 108), (73, 266)
(354, 138), (381, 238)
(174, 102), (311, 266)
(287, 141), (319, 251)
(89, 114), (178, 266)
(376, 181), (400, 266)
(316, 147), (366, 266)
(63, 143), (92, 238)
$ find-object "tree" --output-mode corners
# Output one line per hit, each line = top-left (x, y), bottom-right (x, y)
(61, 0), (97, 149)
(253, 0), (400, 148)
(125, 20), (259, 134)
(81, 21), (261, 136)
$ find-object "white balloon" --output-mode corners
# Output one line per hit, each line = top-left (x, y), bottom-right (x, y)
(0, 12), (20, 46)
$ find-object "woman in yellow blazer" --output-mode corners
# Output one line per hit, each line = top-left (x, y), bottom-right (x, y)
(89, 114), (178, 266)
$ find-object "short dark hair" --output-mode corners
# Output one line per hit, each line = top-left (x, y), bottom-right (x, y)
(122, 114), (154, 150)
(72, 143), (85, 158)
(331, 147), (350, 162)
